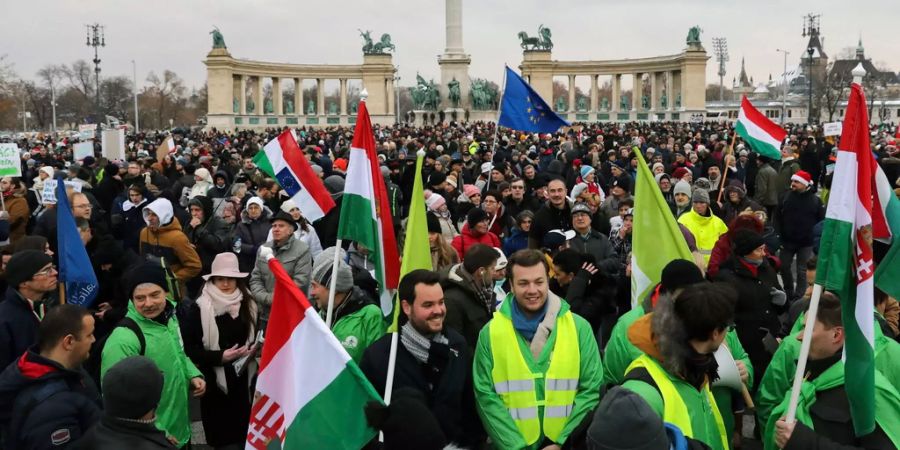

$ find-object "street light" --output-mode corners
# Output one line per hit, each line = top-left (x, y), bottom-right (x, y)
(776, 49), (790, 125)
(85, 23), (105, 122)
(807, 46), (814, 125)
(132, 60), (139, 133)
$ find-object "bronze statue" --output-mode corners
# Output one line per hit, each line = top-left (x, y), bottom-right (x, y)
(686, 26), (703, 46)
(620, 95), (629, 110)
(210, 27), (226, 49)
(411, 73), (440, 110)
(448, 78), (461, 107)
(360, 29), (395, 54)
(555, 96), (567, 112)
(660, 92), (668, 109)
(470, 79), (498, 110)
(600, 97), (609, 111)
(285, 99), (294, 114)
(264, 98), (273, 114)
(517, 24), (553, 50)
(328, 102), (337, 115)
(675, 92), (682, 108)
(233, 98), (239, 113)
(577, 96), (587, 111)
(246, 96), (255, 113)
(359, 29), (374, 53)
(641, 95), (649, 109)
(307, 100), (315, 115)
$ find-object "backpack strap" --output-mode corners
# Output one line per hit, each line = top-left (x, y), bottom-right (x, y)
(8, 379), (69, 446)
(117, 317), (146, 356)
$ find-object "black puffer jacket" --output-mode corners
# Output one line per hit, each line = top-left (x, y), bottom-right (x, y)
(234, 206), (272, 273)
(775, 188), (825, 247)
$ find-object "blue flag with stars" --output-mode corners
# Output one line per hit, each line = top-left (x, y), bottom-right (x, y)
(498, 66), (570, 133)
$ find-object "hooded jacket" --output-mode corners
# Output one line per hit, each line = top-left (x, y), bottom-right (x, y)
(450, 223), (501, 258)
(184, 196), (229, 275)
(235, 205), (272, 273)
(0, 350), (101, 450)
(188, 167), (212, 200)
(206, 170), (231, 199)
(138, 199), (202, 291)
(442, 263), (494, 351)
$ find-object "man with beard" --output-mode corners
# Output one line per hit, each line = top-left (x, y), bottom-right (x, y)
(621, 282), (737, 450)
(360, 269), (484, 449)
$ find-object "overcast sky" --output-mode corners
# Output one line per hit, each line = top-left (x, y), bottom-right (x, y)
(4, 0), (898, 93)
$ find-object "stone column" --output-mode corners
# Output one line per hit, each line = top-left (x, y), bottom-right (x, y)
(632, 73), (641, 112)
(666, 71), (674, 111)
(649, 72), (658, 112)
(445, 0), (464, 54)
(611, 74), (620, 114)
(317, 78), (325, 116)
(239, 75), (247, 115)
(273, 77), (282, 115)
(672, 70), (683, 110)
(386, 78), (395, 115)
(254, 77), (263, 115)
(339, 79), (348, 115)
(567, 74), (576, 113)
(295, 78), (302, 116)
(590, 74), (599, 113)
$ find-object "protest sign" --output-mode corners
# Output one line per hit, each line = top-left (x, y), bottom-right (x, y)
(73, 141), (94, 161)
(78, 124), (97, 140)
(823, 121), (842, 137)
(101, 128), (125, 160)
(41, 180), (83, 204)
(0, 144), (21, 177)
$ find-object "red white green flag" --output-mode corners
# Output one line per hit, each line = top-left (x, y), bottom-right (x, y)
(735, 95), (787, 160)
(245, 256), (381, 449)
(338, 98), (400, 316)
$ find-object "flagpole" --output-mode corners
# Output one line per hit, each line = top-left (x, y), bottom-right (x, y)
(716, 131), (738, 204)
(485, 66), (509, 194)
(784, 283), (824, 423)
(58, 283), (66, 305)
(324, 239), (342, 328)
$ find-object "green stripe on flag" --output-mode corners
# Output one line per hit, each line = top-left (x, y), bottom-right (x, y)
(875, 194), (900, 299)
(281, 364), (381, 450)
(339, 193), (378, 249)
(735, 121), (781, 160)
(253, 152), (275, 178)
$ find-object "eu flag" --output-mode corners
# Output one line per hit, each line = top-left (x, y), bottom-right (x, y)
(498, 66), (570, 133)
(55, 176), (99, 306)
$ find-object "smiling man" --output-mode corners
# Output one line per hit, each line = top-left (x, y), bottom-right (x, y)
(360, 269), (484, 448)
(473, 249), (602, 450)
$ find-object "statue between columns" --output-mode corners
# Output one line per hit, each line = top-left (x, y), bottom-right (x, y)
(517, 24), (553, 51)
(448, 78), (461, 108)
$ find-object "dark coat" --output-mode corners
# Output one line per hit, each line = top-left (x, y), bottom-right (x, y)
(529, 200), (573, 248)
(567, 229), (620, 277)
(312, 195), (342, 249)
(184, 196), (230, 295)
(359, 327), (484, 448)
(441, 264), (492, 351)
(72, 415), (176, 450)
(775, 188), (825, 247)
(234, 207), (272, 273)
(0, 288), (42, 370)
(0, 350), (102, 450)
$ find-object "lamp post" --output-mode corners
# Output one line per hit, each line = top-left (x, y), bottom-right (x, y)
(776, 49), (789, 124)
(132, 60), (139, 133)
(806, 46), (814, 125)
(85, 23), (105, 122)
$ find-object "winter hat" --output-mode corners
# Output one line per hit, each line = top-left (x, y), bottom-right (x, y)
(426, 171), (447, 188)
(651, 162), (665, 173)
(245, 196), (264, 210)
(672, 167), (690, 180)
(280, 199), (299, 214)
(571, 202), (592, 216)
(424, 191), (446, 211)
(463, 184), (480, 198)
(580, 165), (595, 179)
(324, 175), (345, 195)
(365, 388), (447, 450)
(480, 162), (493, 174)
(493, 248), (508, 271)
(466, 207), (489, 227)
(39, 166), (54, 179)
(426, 212), (442, 234)
(691, 188), (710, 204)
(733, 229), (766, 257)
(270, 210), (299, 231)
(570, 182), (589, 199)
(673, 180), (692, 197)
(82, 156), (96, 167)
(654, 172), (671, 185)
(5, 250), (53, 288)
(102, 356), (165, 420)
(611, 176), (632, 193)
(791, 170), (813, 187)
(724, 180), (746, 197)
(693, 177), (712, 192)
(586, 386), (669, 450)
(312, 246), (354, 292)
(660, 259), (705, 294)
(543, 229), (575, 249)
(445, 174), (458, 188)
(127, 261), (170, 298)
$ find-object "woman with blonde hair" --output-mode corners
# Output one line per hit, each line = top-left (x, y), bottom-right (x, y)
(427, 212), (459, 272)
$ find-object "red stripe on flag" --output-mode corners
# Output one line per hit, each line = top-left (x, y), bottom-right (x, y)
(841, 85), (889, 240)
(741, 96), (787, 142)
(258, 257), (313, 372)
(350, 101), (400, 290)
(276, 131), (336, 214)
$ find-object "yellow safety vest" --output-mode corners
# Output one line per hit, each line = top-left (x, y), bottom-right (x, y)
(488, 310), (580, 445)
(626, 354), (729, 450)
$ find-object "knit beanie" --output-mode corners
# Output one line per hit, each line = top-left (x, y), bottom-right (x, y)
(426, 171), (447, 188)
(586, 386), (669, 450)
(463, 184), (480, 198)
(466, 207), (489, 228)
(127, 261), (169, 298)
(102, 356), (164, 420)
(312, 246), (354, 292)
(732, 229), (766, 257)
(5, 250), (53, 288)
(673, 180), (692, 197)
(660, 259), (705, 293)
(580, 165), (595, 179)
(672, 167), (690, 180)
(691, 188), (710, 204)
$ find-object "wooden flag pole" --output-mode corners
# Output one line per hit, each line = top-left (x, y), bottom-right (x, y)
(58, 281), (66, 305)
(717, 131), (738, 204)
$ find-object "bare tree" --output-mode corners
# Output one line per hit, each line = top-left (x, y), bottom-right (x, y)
(142, 70), (187, 129)
(821, 62), (851, 121)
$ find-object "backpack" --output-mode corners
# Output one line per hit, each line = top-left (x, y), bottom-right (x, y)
(85, 317), (146, 387)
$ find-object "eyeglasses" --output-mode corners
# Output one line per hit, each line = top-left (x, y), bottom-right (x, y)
(34, 265), (58, 277)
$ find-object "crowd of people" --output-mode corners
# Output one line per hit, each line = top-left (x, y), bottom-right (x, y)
(0, 119), (898, 450)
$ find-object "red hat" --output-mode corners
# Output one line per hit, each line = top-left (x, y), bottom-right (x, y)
(791, 170), (813, 187)
(333, 158), (349, 172)
(672, 167), (690, 180)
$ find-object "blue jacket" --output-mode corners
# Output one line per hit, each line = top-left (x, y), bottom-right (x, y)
(502, 227), (529, 257)
(0, 288), (42, 370)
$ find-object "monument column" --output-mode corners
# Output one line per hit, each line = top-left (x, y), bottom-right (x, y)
(317, 78), (325, 116)
(438, 0), (471, 110)
(611, 74), (620, 115)
(254, 77), (263, 115)
(590, 74), (599, 113)
(295, 78), (302, 116)
(649, 72), (658, 112)
(386, 78), (394, 115)
(666, 71), (674, 111)
(273, 77), (282, 115)
(339, 78), (348, 115)
(567, 74), (576, 113)
(239, 75), (247, 115)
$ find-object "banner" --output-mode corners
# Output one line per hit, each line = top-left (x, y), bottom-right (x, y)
(78, 124), (96, 140)
(73, 141), (94, 161)
(101, 128), (125, 160)
(823, 121), (843, 137)
(0, 144), (22, 177)
(41, 180), (82, 204)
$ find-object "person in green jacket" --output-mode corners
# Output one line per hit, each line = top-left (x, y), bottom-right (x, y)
(766, 292), (900, 450)
(308, 246), (385, 363)
(100, 262), (205, 448)
(620, 282), (739, 450)
(604, 260), (753, 447)
(473, 249), (603, 450)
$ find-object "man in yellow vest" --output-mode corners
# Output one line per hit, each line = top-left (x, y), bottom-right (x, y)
(473, 249), (603, 450)
(621, 282), (737, 450)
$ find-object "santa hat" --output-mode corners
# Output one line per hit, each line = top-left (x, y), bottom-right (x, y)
(791, 170), (813, 187)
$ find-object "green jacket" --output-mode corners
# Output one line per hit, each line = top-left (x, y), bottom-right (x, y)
(100, 300), (203, 446)
(328, 300), (385, 363)
(756, 323), (900, 430)
(473, 294), (603, 450)
(603, 302), (753, 441)
(763, 361), (900, 450)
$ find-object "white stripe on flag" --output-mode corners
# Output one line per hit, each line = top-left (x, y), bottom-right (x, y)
(738, 107), (782, 148)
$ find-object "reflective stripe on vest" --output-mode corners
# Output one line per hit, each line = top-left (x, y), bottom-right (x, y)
(625, 354), (729, 450)
(488, 309), (580, 445)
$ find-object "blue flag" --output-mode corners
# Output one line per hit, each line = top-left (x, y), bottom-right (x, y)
(55, 177), (99, 306)
(498, 66), (570, 133)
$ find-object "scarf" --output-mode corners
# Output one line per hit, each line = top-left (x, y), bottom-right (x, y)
(511, 297), (547, 342)
(122, 198), (146, 212)
(455, 265), (494, 314)
(400, 322), (449, 364)
(197, 283), (257, 393)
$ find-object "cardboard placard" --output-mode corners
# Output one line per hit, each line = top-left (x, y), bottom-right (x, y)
(823, 121), (842, 137)
(101, 128), (125, 160)
(78, 124), (97, 140)
(73, 141), (94, 161)
(40, 180), (83, 204)
(0, 144), (21, 177)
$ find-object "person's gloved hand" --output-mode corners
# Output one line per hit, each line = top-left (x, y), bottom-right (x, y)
(770, 287), (787, 306)
(258, 245), (274, 261)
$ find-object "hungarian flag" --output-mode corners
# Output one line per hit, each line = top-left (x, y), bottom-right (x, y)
(815, 82), (896, 436)
(338, 99), (400, 317)
(734, 95), (787, 160)
(630, 149), (694, 306)
(246, 256), (381, 450)
(254, 130), (335, 222)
